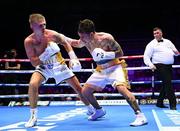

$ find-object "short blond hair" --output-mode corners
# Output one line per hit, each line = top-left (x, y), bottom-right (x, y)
(29, 13), (45, 24)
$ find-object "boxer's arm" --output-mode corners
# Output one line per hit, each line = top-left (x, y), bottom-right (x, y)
(53, 32), (78, 56)
(24, 39), (41, 67)
(94, 38), (123, 62)
(111, 40), (124, 57)
(102, 38), (124, 58)
(70, 39), (85, 48)
(54, 32), (85, 48)
(62, 35), (84, 48)
(54, 33), (82, 70)
(63, 40), (82, 71)
(92, 48), (116, 62)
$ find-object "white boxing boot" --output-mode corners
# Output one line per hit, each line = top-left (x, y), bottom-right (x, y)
(25, 108), (37, 128)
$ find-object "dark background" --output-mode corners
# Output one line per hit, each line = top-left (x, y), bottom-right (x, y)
(0, 0), (180, 58)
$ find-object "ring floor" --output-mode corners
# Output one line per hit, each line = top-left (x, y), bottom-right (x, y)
(0, 104), (180, 131)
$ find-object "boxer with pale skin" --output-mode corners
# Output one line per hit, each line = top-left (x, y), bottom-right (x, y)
(69, 19), (148, 126)
(24, 14), (91, 128)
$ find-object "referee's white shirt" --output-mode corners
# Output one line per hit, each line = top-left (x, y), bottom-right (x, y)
(143, 38), (178, 67)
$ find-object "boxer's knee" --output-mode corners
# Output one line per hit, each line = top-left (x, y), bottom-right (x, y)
(82, 84), (94, 96)
(29, 81), (39, 93)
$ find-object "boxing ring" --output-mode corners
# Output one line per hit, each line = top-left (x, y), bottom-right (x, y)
(0, 55), (180, 131)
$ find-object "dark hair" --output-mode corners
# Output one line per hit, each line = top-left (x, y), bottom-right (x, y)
(153, 27), (162, 32)
(5, 49), (16, 58)
(78, 19), (95, 33)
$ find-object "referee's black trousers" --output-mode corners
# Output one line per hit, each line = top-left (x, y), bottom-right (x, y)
(155, 64), (176, 108)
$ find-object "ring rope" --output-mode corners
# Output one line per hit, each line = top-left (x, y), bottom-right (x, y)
(0, 55), (179, 99)
(0, 55), (144, 62)
(0, 80), (180, 87)
(1, 92), (180, 99)
(0, 65), (179, 74)
(1, 54), (179, 62)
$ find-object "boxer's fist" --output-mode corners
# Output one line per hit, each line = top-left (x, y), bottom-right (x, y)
(91, 48), (115, 62)
(69, 59), (82, 71)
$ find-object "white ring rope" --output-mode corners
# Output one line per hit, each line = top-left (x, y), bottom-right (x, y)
(1, 92), (180, 99)
(0, 80), (180, 87)
(0, 55), (144, 62)
(0, 65), (180, 74)
(0, 55), (179, 99)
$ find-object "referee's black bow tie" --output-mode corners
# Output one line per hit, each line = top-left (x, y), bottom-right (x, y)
(158, 39), (163, 42)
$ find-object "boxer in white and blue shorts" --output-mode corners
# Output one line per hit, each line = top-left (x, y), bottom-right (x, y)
(24, 14), (90, 128)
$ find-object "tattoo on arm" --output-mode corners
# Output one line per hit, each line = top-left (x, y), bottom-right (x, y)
(101, 38), (124, 56)
(101, 39), (121, 50)
(111, 40), (124, 56)
(111, 40), (121, 50)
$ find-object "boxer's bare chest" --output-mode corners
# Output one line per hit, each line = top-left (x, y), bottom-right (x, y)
(33, 35), (53, 55)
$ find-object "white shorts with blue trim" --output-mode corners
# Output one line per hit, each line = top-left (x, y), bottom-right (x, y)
(35, 62), (74, 84)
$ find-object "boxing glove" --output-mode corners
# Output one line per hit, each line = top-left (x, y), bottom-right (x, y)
(91, 48), (115, 62)
(69, 59), (82, 71)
